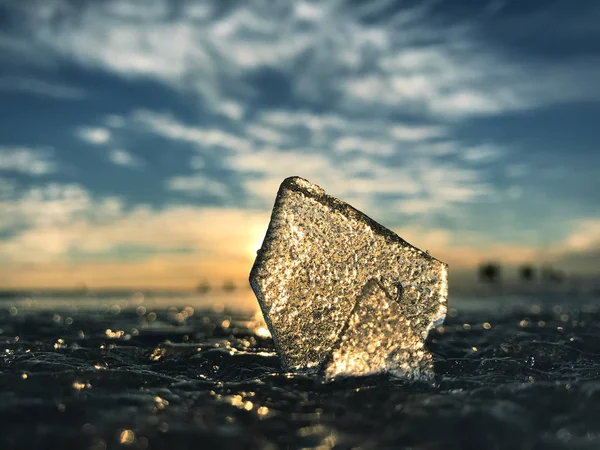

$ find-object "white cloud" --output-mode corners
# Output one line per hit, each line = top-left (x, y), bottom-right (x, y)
(108, 149), (143, 168)
(246, 124), (285, 145)
(1, 0), (598, 286)
(218, 101), (245, 121)
(563, 218), (600, 253)
(258, 110), (448, 146)
(389, 160), (493, 215)
(6, 0), (591, 123)
(0, 147), (57, 175)
(220, 107), (498, 216)
(231, 148), (317, 173)
(342, 53), (527, 118)
(333, 136), (394, 155)
(462, 145), (502, 163)
(0, 176), (477, 283)
(390, 125), (446, 142)
(227, 149), (369, 208)
(0, 183), (93, 232)
(0, 203), (270, 289)
(0, 181), (268, 275)
(114, 109), (499, 218)
(396, 198), (448, 215)
(260, 110), (346, 131)
(166, 175), (230, 198)
(1, 180), (596, 286)
(224, 146), (492, 218)
(133, 110), (253, 152)
(77, 127), (111, 145)
(295, 1), (326, 21)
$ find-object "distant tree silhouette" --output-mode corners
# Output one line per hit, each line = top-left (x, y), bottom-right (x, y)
(222, 280), (236, 292)
(519, 265), (536, 282)
(196, 279), (211, 294)
(479, 262), (502, 283)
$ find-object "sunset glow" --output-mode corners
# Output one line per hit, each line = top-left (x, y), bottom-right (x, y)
(0, 1), (598, 290)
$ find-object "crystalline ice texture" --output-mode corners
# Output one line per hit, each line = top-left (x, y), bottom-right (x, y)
(324, 279), (434, 381)
(249, 176), (448, 378)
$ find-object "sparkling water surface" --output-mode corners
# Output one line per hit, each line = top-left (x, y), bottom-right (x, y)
(1, 290), (600, 449)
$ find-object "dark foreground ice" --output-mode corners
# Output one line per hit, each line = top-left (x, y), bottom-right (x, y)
(1, 292), (600, 449)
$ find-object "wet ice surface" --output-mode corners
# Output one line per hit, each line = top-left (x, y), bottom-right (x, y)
(2, 292), (600, 449)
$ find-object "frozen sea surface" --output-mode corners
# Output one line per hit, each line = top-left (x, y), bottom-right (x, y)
(1, 290), (600, 449)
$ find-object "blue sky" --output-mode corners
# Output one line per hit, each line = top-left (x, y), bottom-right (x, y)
(0, 0), (598, 289)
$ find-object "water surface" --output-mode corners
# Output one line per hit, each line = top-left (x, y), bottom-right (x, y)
(1, 291), (600, 449)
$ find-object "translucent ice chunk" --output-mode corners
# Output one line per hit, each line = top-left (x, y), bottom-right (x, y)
(249, 176), (448, 378)
(324, 279), (434, 381)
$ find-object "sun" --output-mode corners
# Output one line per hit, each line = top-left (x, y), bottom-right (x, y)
(247, 229), (267, 259)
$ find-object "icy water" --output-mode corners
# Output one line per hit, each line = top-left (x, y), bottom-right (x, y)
(1, 290), (600, 450)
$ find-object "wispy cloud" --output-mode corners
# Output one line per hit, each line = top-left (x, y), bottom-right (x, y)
(166, 175), (230, 199)
(0, 181), (269, 287)
(108, 149), (143, 168)
(132, 110), (253, 153)
(562, 218), (600, 254)
(1, 0), (597, 287)
(245, 124), (285, 145)
(0, 200), (266, 264)
(1, 180), (597, 288)
(77, 127), (111, 145)
(333, 136), (395, 156)
(3, 0), (597, 123)
(0, 183), (94, 232)
(0, 147), (57, 175)
(260, 110), (346, 131)
(390, 125), (447, 142)
(462, 145), (503, 163)
(341, 51), (527, 118)
(225, 144), (492, 218)
(99, 108), (498, 218)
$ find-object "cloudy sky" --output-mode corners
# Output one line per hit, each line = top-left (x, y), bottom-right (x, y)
(0, 0), (598, 290)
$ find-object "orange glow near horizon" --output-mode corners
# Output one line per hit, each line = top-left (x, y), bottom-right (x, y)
(0, 211), (597, 290)
(248, 229), (267, 260)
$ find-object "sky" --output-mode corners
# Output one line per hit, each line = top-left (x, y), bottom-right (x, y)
(0, 0), (599, 290)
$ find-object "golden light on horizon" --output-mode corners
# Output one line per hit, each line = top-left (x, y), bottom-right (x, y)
(247, 228), (267, 260)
